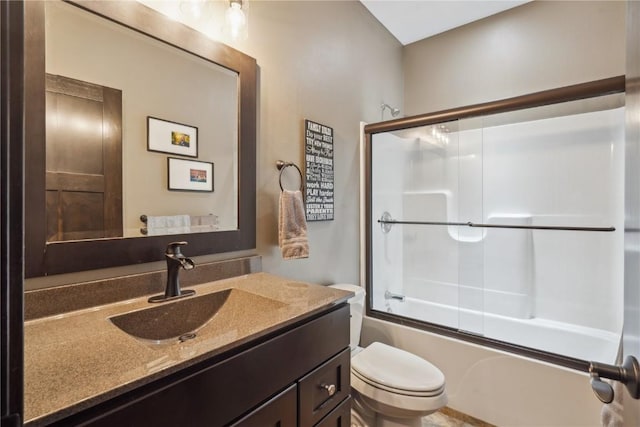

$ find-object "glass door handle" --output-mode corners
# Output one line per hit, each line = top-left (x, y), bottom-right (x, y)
(589, 355), (640, 403)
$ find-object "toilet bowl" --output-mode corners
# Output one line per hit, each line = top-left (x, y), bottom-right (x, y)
(330, 284), (447, 427)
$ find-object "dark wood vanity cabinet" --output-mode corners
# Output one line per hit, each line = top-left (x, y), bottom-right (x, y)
(231, 384), (298, 426)
(232, 347), (351, 427)
(53, 304), (350, 427)
(231, 347), (351, 427)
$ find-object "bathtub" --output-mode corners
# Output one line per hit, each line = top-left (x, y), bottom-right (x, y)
(362, 309), (610, 426)
(377, 296), (619, 365)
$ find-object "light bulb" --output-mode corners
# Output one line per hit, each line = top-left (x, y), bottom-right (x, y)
(180, 0), (210, 20)
(225, 0), (247, 40)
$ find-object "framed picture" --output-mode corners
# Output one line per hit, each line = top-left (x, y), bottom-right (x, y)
(147, 116), (198, 158)
(167, 157), (214, 192)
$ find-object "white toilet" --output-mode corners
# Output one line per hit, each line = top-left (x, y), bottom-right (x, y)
(330, 284), (447, 427)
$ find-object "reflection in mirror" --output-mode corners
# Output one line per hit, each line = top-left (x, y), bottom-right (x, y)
(25, 0), (257, 277)
(45, 73), (124, 242)
(45, 1), (239, 241)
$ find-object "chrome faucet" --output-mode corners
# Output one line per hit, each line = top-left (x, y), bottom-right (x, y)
(149, 241), (196, 303)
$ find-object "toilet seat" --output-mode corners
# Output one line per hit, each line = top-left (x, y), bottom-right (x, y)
(352, 369), (445, 397)
(350, 342), (448, 418)
(351, 342), (445, 396)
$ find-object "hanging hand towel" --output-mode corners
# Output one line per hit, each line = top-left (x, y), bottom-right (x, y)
(278, 190), (309, 259)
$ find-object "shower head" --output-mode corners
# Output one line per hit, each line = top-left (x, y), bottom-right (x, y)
(381, 103), (400, 119)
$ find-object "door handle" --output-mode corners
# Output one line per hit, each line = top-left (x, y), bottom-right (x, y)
(589, 355), (640, 403)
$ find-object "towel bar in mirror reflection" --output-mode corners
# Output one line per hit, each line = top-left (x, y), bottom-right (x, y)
(139, 214), (220, 236)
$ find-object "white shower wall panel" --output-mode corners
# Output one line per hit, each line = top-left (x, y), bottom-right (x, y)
(481, 107), (625, 333)
(371, 202), (403, 309)
(532, 226), (622, 331)
(402, 192), (458, 294)
(394, 124), (460, 196)
(371, 133), (405, 308)
(482, 217), (534, 319)
(456, 125), (484, 227)
(482, 109), (624, 220)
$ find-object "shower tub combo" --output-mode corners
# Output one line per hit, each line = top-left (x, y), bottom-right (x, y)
(362, 77), (626, 424)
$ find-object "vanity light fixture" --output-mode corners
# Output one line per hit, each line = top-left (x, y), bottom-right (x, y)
(225, 0), (248, 40)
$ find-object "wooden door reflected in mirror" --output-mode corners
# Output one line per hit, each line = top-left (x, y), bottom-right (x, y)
(45, 74), (123, 242)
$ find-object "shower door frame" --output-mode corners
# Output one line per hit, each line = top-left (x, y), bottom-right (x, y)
(363, 75), (625, 372)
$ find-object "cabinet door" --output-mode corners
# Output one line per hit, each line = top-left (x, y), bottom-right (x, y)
(231, 384), (297, 427)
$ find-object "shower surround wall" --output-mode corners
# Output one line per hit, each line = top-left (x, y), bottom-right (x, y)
(371, 102), (625, 364)
(367, 101), (625, 426)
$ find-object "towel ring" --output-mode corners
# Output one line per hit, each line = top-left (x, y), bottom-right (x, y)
(276, 160), (303, 191)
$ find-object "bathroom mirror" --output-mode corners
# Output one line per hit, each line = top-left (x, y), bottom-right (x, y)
(24, 0), (257, 277)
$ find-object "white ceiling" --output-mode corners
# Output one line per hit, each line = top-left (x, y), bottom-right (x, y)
(360, 0), (531, 45)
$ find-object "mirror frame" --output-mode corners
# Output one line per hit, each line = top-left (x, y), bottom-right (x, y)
(24, 0), (257, 278)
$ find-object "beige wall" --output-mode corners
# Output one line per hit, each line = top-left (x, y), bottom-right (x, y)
(404, 0), (626, 115)
(26, 1), (403, 289)
(239, 1), (403, 285)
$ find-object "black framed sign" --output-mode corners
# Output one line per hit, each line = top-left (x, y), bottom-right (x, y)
(304, 119), (334, 221)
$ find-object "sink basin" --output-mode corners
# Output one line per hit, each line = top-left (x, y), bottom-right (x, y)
(109, 289), (233, 342)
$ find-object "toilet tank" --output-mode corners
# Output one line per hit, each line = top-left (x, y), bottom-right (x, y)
(330, 284), (365, 350)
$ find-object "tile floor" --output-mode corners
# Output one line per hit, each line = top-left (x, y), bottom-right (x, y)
(422, 408), (494, 427)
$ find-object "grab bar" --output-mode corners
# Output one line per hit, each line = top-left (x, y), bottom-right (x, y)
(378, 212), (615, 233)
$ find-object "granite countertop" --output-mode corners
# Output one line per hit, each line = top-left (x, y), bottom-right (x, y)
(24, 272), (352, 426)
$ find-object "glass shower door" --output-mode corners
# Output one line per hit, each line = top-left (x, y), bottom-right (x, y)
(456, 117), (485, 336)
(478, 95), (625, 363)
(370, 121), (471, 331)
(368, 91), (624, 366)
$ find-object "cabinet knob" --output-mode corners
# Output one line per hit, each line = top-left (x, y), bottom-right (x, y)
(320, 383), (336, 396)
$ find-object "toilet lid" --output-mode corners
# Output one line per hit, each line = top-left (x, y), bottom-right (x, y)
(352, 342), (445, 393)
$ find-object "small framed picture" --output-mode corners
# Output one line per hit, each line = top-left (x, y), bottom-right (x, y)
(167, 157), (214, 192)
(147, 116), (198, 158)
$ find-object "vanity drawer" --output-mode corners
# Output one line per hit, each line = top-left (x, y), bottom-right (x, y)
(230, 383), (297, 427)
(298, 348), (350, 426)
(315, 396), (351, 427)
